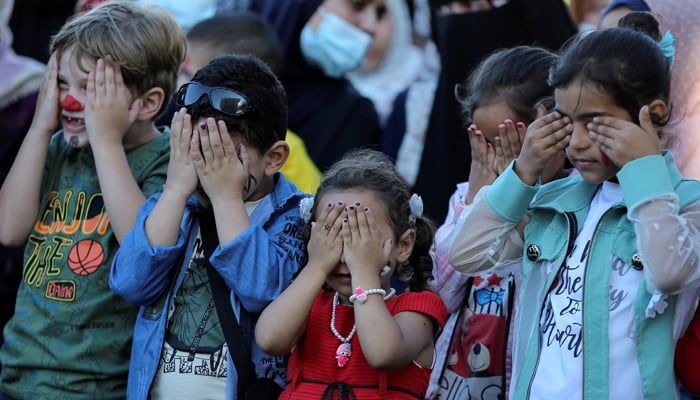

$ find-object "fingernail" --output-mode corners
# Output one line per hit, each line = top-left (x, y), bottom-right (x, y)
(364, 207), (368, 212)
(327, 202), (332, 208)
(517, 122), (525, 129)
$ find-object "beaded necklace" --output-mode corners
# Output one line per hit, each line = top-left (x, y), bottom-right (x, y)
(330, 288), (396, 367)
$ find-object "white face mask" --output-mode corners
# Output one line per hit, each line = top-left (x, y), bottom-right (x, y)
(300, 9), (373, 78)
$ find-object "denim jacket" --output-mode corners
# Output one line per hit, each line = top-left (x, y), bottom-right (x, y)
(110, 173), (310, 400)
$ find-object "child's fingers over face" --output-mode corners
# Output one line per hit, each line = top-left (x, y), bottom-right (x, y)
(170, 108), (193, 150)
(468, 126), (490, 165)
(344, 204), (361, 244)
(307, 221), (342, 274)
(311, 203), (343, 239)
(205, 118), (225, 161)
(501, 120), (523, 159)
(33, 52), (60, 135)
(587, 114), (660, 164)
(103, 57), (116, 93)
(217, 120), (238, 159)
(354, 203), (376, 240)
(317, 201), (346, 232)
(531, 111), (570, 135)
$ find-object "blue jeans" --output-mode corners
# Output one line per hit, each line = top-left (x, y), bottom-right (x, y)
(0, 392), (18, 400)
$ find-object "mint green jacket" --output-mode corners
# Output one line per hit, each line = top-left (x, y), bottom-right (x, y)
(479, 152), (700, 399)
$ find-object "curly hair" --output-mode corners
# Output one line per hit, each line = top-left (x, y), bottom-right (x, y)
(186, 53), (288, 154)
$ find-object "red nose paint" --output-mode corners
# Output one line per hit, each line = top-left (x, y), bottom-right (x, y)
(600, 150), (610, 167)
(61, 94), (82, 111)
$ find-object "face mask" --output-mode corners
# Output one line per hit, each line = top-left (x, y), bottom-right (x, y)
(300, 9), (373, 78)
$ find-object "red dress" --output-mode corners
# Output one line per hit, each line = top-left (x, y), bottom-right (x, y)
(280, 290), (448, 399)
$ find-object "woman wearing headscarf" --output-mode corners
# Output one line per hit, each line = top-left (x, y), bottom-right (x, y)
(249, 0), (384, 171)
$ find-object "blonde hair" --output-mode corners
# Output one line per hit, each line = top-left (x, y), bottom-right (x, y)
(50, 1), (187, 119)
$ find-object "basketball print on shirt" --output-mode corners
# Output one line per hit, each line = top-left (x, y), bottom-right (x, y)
(68, 239), (105, 276)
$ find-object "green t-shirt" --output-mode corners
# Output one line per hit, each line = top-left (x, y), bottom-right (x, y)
(0, 128), (170, 399)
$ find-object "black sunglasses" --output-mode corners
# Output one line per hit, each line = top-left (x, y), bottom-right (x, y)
(175, 82), (255, 117)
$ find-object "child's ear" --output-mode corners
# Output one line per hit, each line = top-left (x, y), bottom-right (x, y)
(134, 87), (165, 121)
(264, 140), (290, 176)
(395, 228), (416, 264)
(647, 99), (669, 125)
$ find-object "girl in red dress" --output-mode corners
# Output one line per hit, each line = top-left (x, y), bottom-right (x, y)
(255, 149), (447, 399)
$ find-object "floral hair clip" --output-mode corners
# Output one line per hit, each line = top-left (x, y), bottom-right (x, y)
(299, 196), (314, 224)
(408, 193), (423, 226)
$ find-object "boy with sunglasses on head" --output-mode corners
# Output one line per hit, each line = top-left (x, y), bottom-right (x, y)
(109, 53), (310, 400)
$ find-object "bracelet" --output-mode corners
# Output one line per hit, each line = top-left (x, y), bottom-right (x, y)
(349, 287), (386, 305)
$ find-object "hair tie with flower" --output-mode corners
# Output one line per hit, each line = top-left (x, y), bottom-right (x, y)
(408, 194), (423, 226)
(299, 196), (314, 224)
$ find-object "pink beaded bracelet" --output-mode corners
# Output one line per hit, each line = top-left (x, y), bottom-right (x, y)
(348, 287), (387, 305)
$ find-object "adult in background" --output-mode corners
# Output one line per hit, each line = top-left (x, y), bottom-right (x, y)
(249, 0), (384, 171)
(0, 0), (45, 371)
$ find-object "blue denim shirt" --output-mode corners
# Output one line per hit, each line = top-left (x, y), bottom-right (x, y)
(110, 173), (310, 400)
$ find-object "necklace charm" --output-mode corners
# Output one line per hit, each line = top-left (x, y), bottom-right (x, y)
(329, 290), (396, 368)
(335, 342), (352, 367)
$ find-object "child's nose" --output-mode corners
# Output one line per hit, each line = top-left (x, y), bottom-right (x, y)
(61, 94), (83, 112)
(568, 122), (591, 150)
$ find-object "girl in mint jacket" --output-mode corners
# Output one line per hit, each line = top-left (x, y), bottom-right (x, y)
(448, 13), (700, 400)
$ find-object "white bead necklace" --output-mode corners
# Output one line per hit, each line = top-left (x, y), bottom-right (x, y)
(330, 288), (396, 367)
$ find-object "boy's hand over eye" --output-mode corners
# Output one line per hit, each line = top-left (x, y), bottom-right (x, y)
(85, 56), (138, 147)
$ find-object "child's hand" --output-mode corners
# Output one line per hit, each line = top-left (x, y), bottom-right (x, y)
(85, 56), (139, 146)
(515, 107), (572, 185)
(191, 118), (248, 202)
(342, 204), (392, 279)
(163, 108), (198, 198)
(30, 52), (60, 137)
(493, 119), (525, 174)
(466, 124), (497, 204)
(307, 202), (345, 276)
(586, 105), (662, 167)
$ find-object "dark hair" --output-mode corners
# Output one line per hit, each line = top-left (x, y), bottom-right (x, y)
(188, 54), (288, 153)
(186, 12), (286, 77)
(308, 149), (436, 292)
(455, 46), (559, 128)
(617, 11), (662, 41)
(548, 14), (671, 127)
